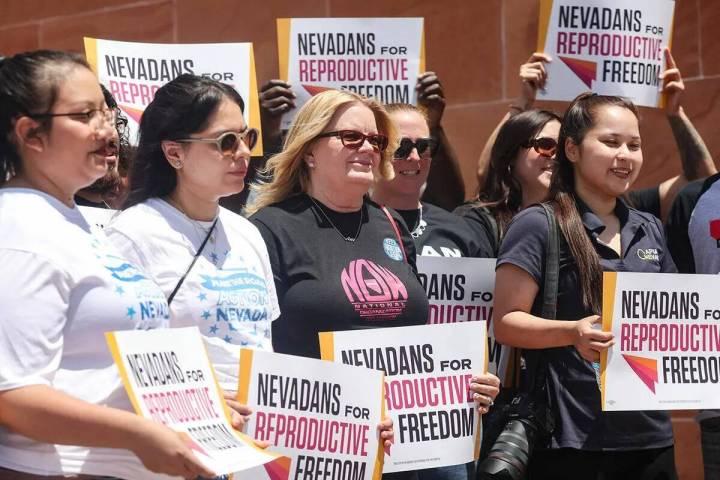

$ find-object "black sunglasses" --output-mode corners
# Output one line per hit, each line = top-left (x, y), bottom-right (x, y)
(316, 130), (389, 152)
(394, 137), (438, 160)
(177, 128), (258, 155)
(526, 137), (557, 157)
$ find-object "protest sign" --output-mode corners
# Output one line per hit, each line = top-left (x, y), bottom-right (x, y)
(320, 322), (486, 473)
(277, 17), (425, 129)
(84, 37), (263, 154)
(417, 257), (510, 383)
(536, 0), (675, 107)
(601, 272), (720, 411)
(236, 349), (385, 480)
(106, 327), (284, 478)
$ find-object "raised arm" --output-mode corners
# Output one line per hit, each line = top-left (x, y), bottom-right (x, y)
(656, 48), (716, 222)
(476, 53), (552, 189)
(416, 72), (465, 209)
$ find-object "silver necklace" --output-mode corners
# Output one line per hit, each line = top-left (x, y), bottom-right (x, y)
(411, 205), (427, 239)
(309, 196), (363, 242)
(166, 198), (218, 244)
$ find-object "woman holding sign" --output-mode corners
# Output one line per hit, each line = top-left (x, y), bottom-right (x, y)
(0, 51), (214, 479)
(106, 74), (279, 402)
(370, 102), (500, 480)
(493, 93), (677, 479)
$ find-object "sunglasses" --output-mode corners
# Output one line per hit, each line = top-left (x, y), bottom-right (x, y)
(316, 130), (389, 152)
(394, 137), (438, 160)
(177, 128), (259, 155)
(526, 137), (557, 157)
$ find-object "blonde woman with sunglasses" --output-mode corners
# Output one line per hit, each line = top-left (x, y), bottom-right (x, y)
(246, 90), (429, 364)
(106, 75), (279, 414)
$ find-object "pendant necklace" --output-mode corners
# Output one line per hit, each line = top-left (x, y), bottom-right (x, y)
(411, 205), (427, 239)
(309, 196), (363, 242)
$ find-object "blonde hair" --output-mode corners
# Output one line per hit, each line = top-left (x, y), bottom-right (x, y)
(246, 90), (397, 215)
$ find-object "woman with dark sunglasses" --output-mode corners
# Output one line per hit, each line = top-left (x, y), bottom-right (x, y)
(247, 89), (429, 355)
(371, 103), (500, 480)
(246, 89), (413, 458)
(372, 103), (492, 259)
(456, 109), (561, 256)
(106, 75), (279, 406)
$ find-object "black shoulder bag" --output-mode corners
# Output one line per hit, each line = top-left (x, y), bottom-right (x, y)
(167, 219), (218, 305)
(476, 203), (560, 480)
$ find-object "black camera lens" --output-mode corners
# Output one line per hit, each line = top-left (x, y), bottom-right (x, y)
(477, 419), (537, 480)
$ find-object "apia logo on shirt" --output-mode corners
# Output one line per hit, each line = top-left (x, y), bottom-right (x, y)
(637, 248), (659, 261)
(383, 238), (403, 261)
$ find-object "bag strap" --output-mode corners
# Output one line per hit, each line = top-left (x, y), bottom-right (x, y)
(381, 205), (408, 263)
(168, 218), (218, 305)
(539, 203), (560, 319)
(518, 203), (561, 395)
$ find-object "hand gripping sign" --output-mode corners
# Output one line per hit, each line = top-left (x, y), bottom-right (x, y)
(601, 272), (720, 411)
(106, 326), (286, 478)
(236, 349), (385, 480)
(536, 0), (675, 107)
(277, 17), (425, 129)
(84, 37), (263, 154)
(320, 322), (487, 473)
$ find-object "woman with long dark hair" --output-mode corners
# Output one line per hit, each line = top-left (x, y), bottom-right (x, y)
(456, 110), (561, 255)
(107, 74), (279, 399)
(0, 51), (213, 479)
(493, 93), (677, 479)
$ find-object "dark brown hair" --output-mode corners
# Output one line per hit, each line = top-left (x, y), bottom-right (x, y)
(474, 109), (561, 236)
(0, 50), (90, 184)
(550, 92), (640, 313)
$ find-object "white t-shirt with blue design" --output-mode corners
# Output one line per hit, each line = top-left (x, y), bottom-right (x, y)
(0, 188), (173, 479)
(106, 198), (280, 391)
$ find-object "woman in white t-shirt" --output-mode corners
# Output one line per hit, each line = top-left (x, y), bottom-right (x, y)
(0, 51), (214, 479)
(106, 74), (280, 399)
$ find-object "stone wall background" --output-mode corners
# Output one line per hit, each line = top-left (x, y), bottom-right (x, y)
(1, 1), (715, 477)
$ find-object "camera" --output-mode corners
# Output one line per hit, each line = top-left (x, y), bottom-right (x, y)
(476, 394), (554, 480)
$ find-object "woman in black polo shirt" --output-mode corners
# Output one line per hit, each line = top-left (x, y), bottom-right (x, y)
(493, 93), (677, 479)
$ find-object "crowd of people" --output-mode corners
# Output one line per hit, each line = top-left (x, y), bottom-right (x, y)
(0, 44), (717, 480)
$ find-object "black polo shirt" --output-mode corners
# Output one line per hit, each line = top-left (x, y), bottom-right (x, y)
(497, 197), (675, 450)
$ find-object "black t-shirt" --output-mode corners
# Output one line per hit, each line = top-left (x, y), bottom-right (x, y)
(666, 175), (718, 273)
(395, 202), (492, 258)
(74, 195), (108, 209)
(454, 203), (499, 256)
(628, 186), (661, 220)
(250, 194), (430, 359)
(497, 198), (675, 451)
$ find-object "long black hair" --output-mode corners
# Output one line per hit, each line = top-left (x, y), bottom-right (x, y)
(0, 50), (90, 184)
(123, 74), (245, 208)
(474, 109), (561, 236)
(550, 92), (640, 313)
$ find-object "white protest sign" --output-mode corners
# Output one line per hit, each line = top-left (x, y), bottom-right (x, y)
(106, 327), (285, 477)
(417, 257), (511, 384)
(601, 272), (720, 411)
(320, 322), (486, 473)
(236, 349), (385, 480)
(277, 18), (425, 129)
(537, 0), (675, 107)
(84, 37), (263, 154)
